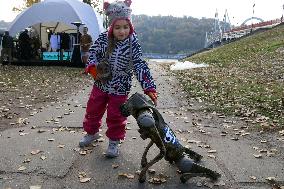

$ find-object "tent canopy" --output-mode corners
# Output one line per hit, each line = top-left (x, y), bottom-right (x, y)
(8, 0), (105, 41)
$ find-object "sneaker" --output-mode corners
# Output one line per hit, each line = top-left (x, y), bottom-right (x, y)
(79, 133), (100, 147)
(106, 140), (119, 158)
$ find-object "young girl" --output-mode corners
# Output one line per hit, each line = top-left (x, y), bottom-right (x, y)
(79, 0), (158, 158)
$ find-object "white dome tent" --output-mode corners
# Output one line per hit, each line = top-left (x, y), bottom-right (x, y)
(9, 0), (104, 41)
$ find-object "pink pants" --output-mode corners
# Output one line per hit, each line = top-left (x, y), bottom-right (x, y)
(83, 85), (128, 141)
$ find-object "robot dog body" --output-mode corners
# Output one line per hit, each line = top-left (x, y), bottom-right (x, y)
(121, 93), (221, 183)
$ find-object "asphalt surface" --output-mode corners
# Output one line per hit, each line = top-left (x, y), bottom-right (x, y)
(0, 62), (283, 189)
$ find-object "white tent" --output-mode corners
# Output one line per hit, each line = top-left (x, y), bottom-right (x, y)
(8, 0), (105, 48)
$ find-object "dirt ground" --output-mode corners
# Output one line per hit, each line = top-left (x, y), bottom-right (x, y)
(0, 64), (92, 132)
(0, 63), (284, 188)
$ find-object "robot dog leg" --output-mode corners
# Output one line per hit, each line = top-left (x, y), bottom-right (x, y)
(120, 93), (221, 183)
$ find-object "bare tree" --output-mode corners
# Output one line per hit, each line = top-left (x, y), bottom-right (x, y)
(83, 0), (103, 14)
(13, 0), (41, 12)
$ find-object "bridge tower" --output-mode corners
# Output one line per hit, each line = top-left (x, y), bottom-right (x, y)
(205, 9), (222, 48)
(205, 9), (232, 48)
(222, 9), (231, 33)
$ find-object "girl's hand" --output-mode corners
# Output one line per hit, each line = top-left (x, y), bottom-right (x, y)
(147, 92), (158, 106)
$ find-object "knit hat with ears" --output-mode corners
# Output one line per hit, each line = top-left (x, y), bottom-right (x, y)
(103, 0), (134, 37)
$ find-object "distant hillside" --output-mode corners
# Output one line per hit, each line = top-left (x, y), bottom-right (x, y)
(178, 24), (284, 128)
(132, 15), (214, 54)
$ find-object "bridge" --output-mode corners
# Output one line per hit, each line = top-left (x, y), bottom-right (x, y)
(222, 18), (282, 41)
(204, 10), (283, 48)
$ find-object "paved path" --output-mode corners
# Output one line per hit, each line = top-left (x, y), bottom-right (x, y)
(0, 62), (283, 189)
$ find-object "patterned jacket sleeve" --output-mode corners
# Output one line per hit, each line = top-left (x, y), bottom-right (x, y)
(87, 32), (106, 67)
(131, 33), (157, 93)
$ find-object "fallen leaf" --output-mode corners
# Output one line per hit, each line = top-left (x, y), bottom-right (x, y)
(57, 144), (65, 148)
(253, 146), (259, 150)
(231, 137), (239, 141)
(80, 177), (91, 183)
(253, 154), (262, 158)
(29, 186), (41, 189)
(48, 138), (55, 141)
(265, 176), (276, 181)
(187, 140), (201, 144)
(40, 156), (47, 160)
(208, 154), (216, 159)
(213, 180), (226, 186)
(149, 178), (166, 184)
(78, 172), (87, 178)
(259, 149), (268, 153)
(79, 151), (87, 155)
(31, 150), (41, 155)
(118, 173), (135, 179)
(241, 132), (250, 136)
(37, 129), (46, 133)
(208, 150), (217, 153)
(58, 127), (65, 131)
(18, 166), (27, 171)
(267, 152), (275, 157)
(112, 164), (119, 169)
(148, 176), (167, 184)
(19, 132), (29, 136)
(135, 170), (141, 175)
(277, 137), (284, 141)
(250, 176), (257, 180)
(23, 158), (31, 163)
(270, 148), (278, 153)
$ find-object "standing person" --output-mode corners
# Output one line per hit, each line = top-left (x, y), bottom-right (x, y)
(0, 31), (14, 65)
(80, 26), (93, 64)
(18, 29), (31, 60)
(79, 0), (158, 158)
(0, 32), (3, 52)
(0, 32), (4, 64)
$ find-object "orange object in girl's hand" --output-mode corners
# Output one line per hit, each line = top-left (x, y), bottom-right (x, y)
(88, 65), (98, 79)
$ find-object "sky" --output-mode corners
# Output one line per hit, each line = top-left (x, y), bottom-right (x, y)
(0, 0), (283, 26)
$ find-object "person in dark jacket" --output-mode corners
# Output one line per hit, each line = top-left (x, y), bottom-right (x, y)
(1, 31), (14, 65)
(18, 29), (31, 60)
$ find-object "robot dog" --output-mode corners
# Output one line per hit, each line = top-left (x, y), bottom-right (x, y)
(120, 93), (221, 183)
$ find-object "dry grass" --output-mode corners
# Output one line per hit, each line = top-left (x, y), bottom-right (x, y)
(175, 24), (284, 129)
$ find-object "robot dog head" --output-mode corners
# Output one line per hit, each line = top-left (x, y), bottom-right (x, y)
(120, 93), (154, 117)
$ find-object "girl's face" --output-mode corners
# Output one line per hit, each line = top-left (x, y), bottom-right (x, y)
(112, 19), (130, 41)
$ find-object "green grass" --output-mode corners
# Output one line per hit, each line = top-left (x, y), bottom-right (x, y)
(176, 24), (284, 129)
